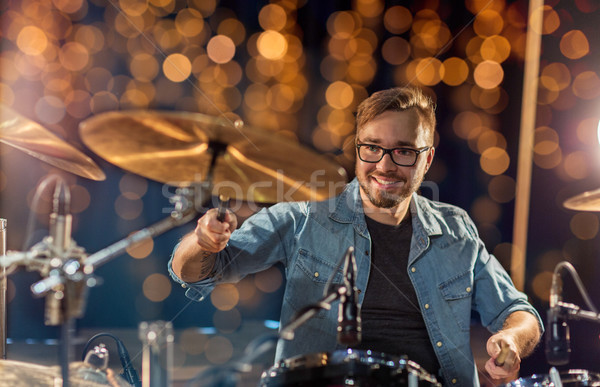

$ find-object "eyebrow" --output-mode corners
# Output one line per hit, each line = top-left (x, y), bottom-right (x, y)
(357, 136), (416, 148)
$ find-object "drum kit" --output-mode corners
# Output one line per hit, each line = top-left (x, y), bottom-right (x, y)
(1, 104), (600, 386)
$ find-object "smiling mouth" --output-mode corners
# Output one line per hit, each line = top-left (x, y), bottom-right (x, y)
(371, 176), (403, 187)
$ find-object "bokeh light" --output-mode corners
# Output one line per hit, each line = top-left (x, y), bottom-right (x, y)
(142, 273), (172, 302)
(570, 213), (599, 240)
(179, 328), (209, 355)
(210, 284), (239, 311)
(204, 336), (233, 364)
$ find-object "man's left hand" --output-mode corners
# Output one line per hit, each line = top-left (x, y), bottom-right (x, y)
(484, 333), (520, 380)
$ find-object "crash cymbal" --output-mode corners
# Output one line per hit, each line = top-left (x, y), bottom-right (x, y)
(79, 110), (348, 202)
(0, 105), (106, 181)
(563, 188), (600, 211)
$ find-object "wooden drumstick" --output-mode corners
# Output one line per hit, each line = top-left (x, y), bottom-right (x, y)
(216, 194), (230, 222)
(494, 341), (510, 367)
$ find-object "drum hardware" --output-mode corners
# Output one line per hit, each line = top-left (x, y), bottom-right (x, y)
(502, 262), (600, 387)
(280, 247), (358, 343)
(0, 104), (106, 181)
(502, 369), (600, 386)
(549, 367), (563, 387)
(260, 349), (442, 387)
(1, 218), (6, 360)
(546, 262), (599, 366)
(138, 320), (173, 387)
(82, 333), (141, 387)
(0, 177), (202, 386)
(186, 333), (278, 387)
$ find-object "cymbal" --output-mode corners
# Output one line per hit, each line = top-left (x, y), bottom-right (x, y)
(563, 188), (600, 211)
(79, 110), (348, 202)
(0, 105), (106, 181)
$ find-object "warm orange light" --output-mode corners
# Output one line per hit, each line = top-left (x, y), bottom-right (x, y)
(326, 81), (354, 109)
(442, 57), (469, 86)
(381, 37), (411, 65)
(473, 10), (504, 37)
(383, 6), (412, 34)
(474, 60), (504, 89)
(257, 30), (287, 60)
(259, 4), (287, 31)
(480, 147), (510, 175)
(560, 30), (590, 60)
(207, 35), (236, 64)
(163, 53), (192, 82)
(17, 26), (48, 56)
(572, 71), (600, 100)
(142, 273), (172, 302)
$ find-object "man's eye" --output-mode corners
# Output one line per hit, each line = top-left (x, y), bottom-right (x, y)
(366, 145), (379, 152)
(394, 149), (413, 156)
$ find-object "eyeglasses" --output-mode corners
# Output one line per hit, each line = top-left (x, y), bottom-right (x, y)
(356, 143), (431, 166)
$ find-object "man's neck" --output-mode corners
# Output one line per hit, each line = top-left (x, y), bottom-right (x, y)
(360, 190), (411, 226)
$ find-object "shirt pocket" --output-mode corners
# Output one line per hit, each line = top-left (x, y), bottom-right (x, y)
(438, 270), (473, 332)
(286, 248), (343, 319)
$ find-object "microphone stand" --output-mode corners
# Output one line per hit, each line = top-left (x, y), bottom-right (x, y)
(553, 301), (600, 324)
(0, 181), (205, 387)
(279, 285), (346, 341)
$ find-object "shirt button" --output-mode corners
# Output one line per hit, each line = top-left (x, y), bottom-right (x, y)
(411, 267), (416, 273)
(436, 341), (443, 347)
(452, 378), (457, 384)
(365, 250), (369, 256)
(424, 304), (430, 309)
(314, 272), (319, 278)
(181, 284), (187, 288)
(466, 287), (471, 293)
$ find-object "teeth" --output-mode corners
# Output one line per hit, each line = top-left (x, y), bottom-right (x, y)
(374, 177), (397, 185)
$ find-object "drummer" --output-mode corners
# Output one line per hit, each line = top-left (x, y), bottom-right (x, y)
(169, 86), (543, 386)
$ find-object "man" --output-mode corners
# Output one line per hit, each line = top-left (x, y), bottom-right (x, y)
(169, 86), (543, 386)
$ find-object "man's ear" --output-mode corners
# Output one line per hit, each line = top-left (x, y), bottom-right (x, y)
(425, 147), (435, 173)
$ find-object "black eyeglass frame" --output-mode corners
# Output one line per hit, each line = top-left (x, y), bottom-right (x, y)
(355, 143), (431, 167)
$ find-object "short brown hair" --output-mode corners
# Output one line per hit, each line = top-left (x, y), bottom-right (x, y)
(355, 86), (436, 144)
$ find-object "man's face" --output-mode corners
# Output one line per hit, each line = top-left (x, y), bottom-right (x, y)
(355, 109), (434, 209)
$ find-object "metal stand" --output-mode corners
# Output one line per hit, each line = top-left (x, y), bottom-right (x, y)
(0, 183), (204, 386)
(279, 285), (345, 341)
(1, 218), (6, 359)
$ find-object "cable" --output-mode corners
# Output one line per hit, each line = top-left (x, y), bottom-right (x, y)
(553, 261), (598, 313)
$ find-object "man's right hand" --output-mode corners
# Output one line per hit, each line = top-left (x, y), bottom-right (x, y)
(171, 208), (238, 282)
(194, 208), (238, 252)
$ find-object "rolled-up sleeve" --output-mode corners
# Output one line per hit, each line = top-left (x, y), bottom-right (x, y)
(473, 243), (544, 334)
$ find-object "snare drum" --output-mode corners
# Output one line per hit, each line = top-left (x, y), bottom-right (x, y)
(260, 349), (441, 386)
(503, 369), (600, 386)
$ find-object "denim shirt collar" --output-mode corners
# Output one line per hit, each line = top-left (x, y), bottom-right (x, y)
(329, 178), (443, 240)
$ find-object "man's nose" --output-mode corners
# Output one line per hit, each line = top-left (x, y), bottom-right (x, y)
(376, 152), (397, 172)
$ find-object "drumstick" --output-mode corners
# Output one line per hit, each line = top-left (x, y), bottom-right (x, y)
(216, 194), (230, 222)
(494, 341), (510, 367)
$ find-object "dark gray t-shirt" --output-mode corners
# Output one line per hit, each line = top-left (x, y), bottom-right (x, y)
(357, 214), (441, 376)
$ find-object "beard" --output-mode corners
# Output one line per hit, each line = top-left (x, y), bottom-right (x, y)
(357, 170), (425, 209)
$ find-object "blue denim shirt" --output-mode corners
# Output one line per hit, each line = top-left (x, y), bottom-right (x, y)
(168, 178), (543, 386)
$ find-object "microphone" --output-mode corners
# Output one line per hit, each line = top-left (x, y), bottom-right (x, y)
(337, 247), (361, 346)
(45, 180), (73, 325)
(545, 271), (571, 365)
(49, 180), (72, 254)
(115, 339), (142, 387)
